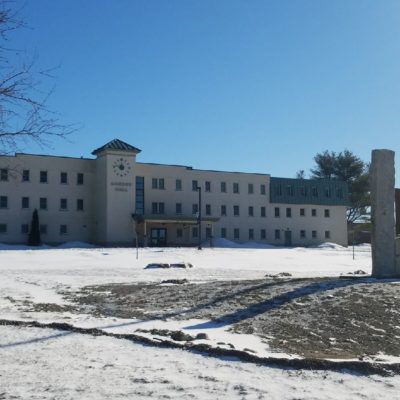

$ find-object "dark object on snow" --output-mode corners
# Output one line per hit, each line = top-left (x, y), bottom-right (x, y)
(170, 263), (194, 269)
(353, 269), (367, 275)
(145, 262), (194, 269)
(170, 330), (195, 342)
(160, 279), (189, 285)
(195, 332), (209, 340)
(265, 272), (292, 279)
(28, 209), (41, 246)
(145, 263), (170, 269)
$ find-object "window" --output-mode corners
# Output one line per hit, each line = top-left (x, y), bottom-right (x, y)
(248, 206), (254, 217)
(275, 229), (281, 240)
(192, 203), (198, 215)
(233, 205), (240, 216)
(205, 181), (211, 192)
(60, 198), (68, 210)
(135, 176), (144, 215)
(77, 173), (84, 185)
(234, 228), (240, 240)
(325, 230), (331, 239)
(300, 186), (307, 196)
(22, 170), (30, 182)
(337, 188), (343, 198)
(221, 205), (226, 216)
(233, 183), (239, 193)
(192, 227), (198, 238)
(177, 228), (183, 238)
(21, 197), (29, 209)
(312, 209), (317, 217)
(300, 208), (305, 216)
(325, 187), (331, 198)
(260, 184), (266, 195)
(40, 197), (47, 210)
(324, 209), (330, 218)
(0, 224), (7, 233)
(1, 168), (8, 181)
(152, 178), (164, 189)
(60, 224), (68, 235)
(40, 171), (48, 183)
(205, 204), (211, 216)
(0, 196), (8, 209)
(300, 230), (306, 238)
(286, 185), (294, 196)
(221, 182), (227, 193)
(176, 203), (182, 214)
(286, 207), (292, 218)
(21, 224), (29, 234)
(60, 172), (68, 184)
(192, 180), (198, 191)
(175, 179), (182, 191)
(77, 199), (84, 211)
(312, 230), (317, 238)
(221, 227), (226, 238)
(40, 224), (47, 235)
(261, 229), (266, 240)
(158, 178), (165, 190)
(274, 207), (280, 217)
(206, 227), (212, 239)
(152, 202), (165, 214)
(261, 206), (266, 217)
(312, 186), (318, 197)
(248, 183), (254, 194)
(249, 229), (254, 240)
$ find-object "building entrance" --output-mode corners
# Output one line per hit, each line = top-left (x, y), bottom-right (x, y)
(284, 229), (292, 246)
(150, 228), (167, 247)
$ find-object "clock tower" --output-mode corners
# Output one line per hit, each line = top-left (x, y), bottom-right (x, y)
(92, 139), (141, 245)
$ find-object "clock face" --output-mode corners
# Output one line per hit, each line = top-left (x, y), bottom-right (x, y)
(112, 158), (131, 177)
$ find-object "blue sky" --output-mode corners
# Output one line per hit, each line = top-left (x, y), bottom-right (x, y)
(9, 0), (400, 182)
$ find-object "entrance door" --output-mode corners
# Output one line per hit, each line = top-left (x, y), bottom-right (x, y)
(284, 230), (292, 246)
(150, 228), (167, 247)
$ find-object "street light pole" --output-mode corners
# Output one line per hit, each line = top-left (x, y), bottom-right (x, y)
(197, 186), (202, 250)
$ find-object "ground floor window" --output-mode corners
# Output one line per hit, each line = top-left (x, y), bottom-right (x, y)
(325, 230), (330, 239)
(312, 230), (317, 238)
(177, 228), (183, 238)
(249, 229), (254, 240)
(206, 227), (212, 238)
(234, 228), (240, 240)
(261, 229), (266, 239)
(275, 229), (280, 240)
(60, 225), (68, 235)
(21, 224), (29, 234)
(0, 223), (7, 233)
(192, 227), (198, 238)
(221, 228), (226, 238)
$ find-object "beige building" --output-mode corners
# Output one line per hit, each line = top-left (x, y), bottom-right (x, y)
(0, 139), (349, 246)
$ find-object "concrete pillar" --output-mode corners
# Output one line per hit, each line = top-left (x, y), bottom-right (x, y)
(395, 188), (400, 236)
(370, 149), (398, 277)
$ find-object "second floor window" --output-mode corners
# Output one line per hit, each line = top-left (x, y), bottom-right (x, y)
(175, 179), (182, 191)
(21, 197), (29, 209)
(77, 199), (84, 211)
(40, 171), (48, 183)
(261, 206), (266, 217)
(40, 197), (47, 210)
(221, 205), (226, 216)
(22, 170), (30, 182)
(60, 172), (68, 184)
(60, 198), (68, 210)
(0, 196), (8, 208)
(192, 203), (198, 215)
(221, 182), (226, 192)
(260, 184), (266, 195)
(233, 205), (240, 216)
(205, 181), (211, 192)
(0, 169), (8, 181)
(233, 183), (239, 193)
(77, 173), (84, 185)
(176, 203), (182, 214)
(274, 207), (280, 217)
(205, 204), (211, 216)
(248, 206), (254, 217)
(152, 202), (165, 214)
(248, 183), (254, 194)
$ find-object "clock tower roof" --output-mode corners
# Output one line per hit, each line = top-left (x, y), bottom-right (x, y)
(92, 139), (141, 156)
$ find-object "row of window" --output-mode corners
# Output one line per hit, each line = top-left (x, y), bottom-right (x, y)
(274, 184), (343, 199)
(180, 227), (331, 240)
(150, 202), (330, 218)
(275, 207), (330, 218)
(0, 169), (85, 185)
(0, 223), (69, 235)
(0, 196), (84, 211)
(151, 178), (267, 195)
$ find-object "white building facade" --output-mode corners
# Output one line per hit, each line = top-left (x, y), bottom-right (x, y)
(0, 139), (349, 246)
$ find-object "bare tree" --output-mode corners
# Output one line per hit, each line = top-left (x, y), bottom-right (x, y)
(0, 1), (73, 154)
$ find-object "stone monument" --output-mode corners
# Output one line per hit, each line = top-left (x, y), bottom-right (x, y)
(370, 149), (400, 277)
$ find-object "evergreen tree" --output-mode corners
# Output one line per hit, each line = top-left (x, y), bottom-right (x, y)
(28, 209), (41, 246)
(310, 150), (370, 223)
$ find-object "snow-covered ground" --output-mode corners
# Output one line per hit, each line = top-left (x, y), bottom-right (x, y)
(2, 242), (397, 399)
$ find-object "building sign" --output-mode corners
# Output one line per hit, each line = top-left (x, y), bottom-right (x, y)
(111, 182), (132, 192)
